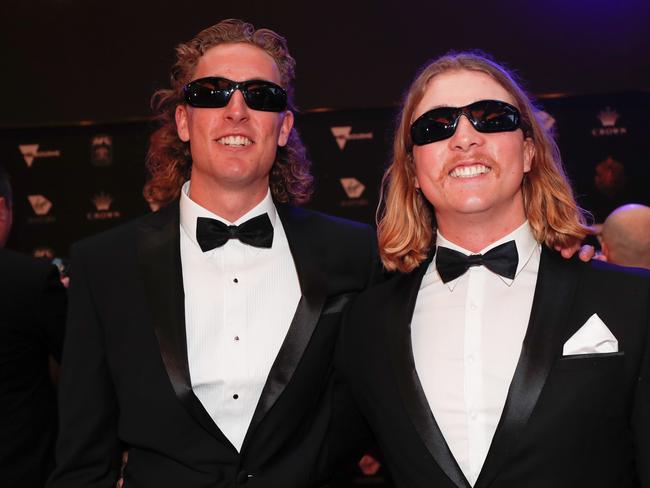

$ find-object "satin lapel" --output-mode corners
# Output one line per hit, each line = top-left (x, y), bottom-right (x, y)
(475, 248), (580, 488)
(242, 205), (328, 448)
(136, 202), (232, 447)
(386, 255), (471, 488)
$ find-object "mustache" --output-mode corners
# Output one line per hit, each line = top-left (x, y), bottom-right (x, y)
(443, 153), (496, 174)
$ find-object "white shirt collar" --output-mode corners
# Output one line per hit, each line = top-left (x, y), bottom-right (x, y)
(179, 181), (277, 250)
(435, 220), (540, 290)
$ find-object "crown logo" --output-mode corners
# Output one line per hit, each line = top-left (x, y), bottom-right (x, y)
(27, 194), (52, 215)
(340, 177), (366, 199)
(91, 135), (112, 146)
(597, 107), (619, 127)
(92, 192), (113, 211)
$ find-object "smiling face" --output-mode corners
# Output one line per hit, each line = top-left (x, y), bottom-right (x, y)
(412, 69), (534, 235)
(175, 42), (293, 207)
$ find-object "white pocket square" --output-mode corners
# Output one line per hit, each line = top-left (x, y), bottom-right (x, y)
(562, 313), (618, 356)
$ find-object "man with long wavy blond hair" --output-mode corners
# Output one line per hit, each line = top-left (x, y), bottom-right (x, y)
(49, 19), (378, 488)
(340, 52), (650, 487)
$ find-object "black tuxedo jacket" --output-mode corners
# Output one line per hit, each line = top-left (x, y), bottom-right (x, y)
(48, 202), (378, 488)
(0, 249), (67, 487)
(341, 247), (650, 488)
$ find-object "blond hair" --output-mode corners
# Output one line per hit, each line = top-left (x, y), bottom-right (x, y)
(378, 51), (589, 272)
(144, 19), (313, 207)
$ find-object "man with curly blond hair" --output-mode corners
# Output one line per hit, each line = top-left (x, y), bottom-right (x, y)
(49, 19), (378, 488)
(341, 52), (650, 487)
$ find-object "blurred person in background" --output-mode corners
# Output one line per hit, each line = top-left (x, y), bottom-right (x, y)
(599, 203), (650, 269)
(0, 164), (67, 487)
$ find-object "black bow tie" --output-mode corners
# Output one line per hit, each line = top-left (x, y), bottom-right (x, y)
(196, 213), (274, 251)
(435, 240), (519, 284)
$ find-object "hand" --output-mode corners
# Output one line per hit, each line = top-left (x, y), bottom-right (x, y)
(555, 243), (595, 262)
(592, 250), (608, 262)
(116, 451), (128, 488)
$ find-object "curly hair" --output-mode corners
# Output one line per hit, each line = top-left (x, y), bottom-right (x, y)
(143, 19), (313, 207)
(378, 51), (590, 272)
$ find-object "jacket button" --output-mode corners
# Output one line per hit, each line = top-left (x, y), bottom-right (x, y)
(236, 470), (250, 484)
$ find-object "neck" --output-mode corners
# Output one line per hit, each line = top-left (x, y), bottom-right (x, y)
(436, 209), (526, 253)
(188, 178), (269, 223)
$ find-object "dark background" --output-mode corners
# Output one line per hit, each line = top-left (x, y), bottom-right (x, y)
(1, 0), (649, 258)
(2, 0), (650, 126)
(1, 4), (648, 485)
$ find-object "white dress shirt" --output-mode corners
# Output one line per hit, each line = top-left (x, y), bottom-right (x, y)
(179, 182), (301, 452)
(411, 221), (541, 486)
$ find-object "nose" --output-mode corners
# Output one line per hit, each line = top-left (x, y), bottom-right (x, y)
(223, 89), (249, 123)
(448, 114), (483, 151)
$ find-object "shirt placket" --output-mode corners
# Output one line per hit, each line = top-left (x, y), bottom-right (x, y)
(223, 242), (247, 437)
(464, 266), (486, 484)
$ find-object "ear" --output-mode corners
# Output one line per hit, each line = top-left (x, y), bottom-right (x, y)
(523, 137), (535, 173)
(175, 105), (191, 142)
(277, 110), (294, 147)
(0, 197), (7, 220)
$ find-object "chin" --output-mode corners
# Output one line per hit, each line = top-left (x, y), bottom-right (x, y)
(448, 196), (492, 214)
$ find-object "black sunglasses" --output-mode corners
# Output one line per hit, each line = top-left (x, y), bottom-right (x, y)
(410, 100), (524, 146)
(183, 76), (288, 112)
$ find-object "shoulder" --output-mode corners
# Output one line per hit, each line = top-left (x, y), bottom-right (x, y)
(544, 243), (650, 284)
(277, 204), (376, 252)
(347, 268), (415, 316)
(0, 248), (53, 278)
(0, 249), (59, 305)
(72, 201), (178, 259)
(0, 248), (56, 283)
(584, 257), (650, 290)
(278, 204), (373, 235)
(542, 246), (650, 296)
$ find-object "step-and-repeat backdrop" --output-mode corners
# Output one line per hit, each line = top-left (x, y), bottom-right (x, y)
(1, 92), (649, 260)
(0, 92), (648, 487)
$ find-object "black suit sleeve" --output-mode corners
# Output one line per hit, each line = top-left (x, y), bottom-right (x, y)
(634, 282), (650, 487)
(330, 309), (373, 459)
(37, 265), (67, 363)
(365, 224), (383, 287)
(326, 225), (381, 474)
(48, 246), (121, 488)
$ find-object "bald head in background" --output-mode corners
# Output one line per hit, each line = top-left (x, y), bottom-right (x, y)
(600, 204), (650, 269)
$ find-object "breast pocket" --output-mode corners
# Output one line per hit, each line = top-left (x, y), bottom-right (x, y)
(554, 351), (625, 371)
(544, 351), (627, 418)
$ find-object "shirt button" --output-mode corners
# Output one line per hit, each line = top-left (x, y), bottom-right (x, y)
(234, 336), (240, 342)
(470, 411), (477, 420)
(233, 393), (239, 400)
(233, 278), (239, 283)
(467, 355), (475, 363)
(470, 303), (478, 311)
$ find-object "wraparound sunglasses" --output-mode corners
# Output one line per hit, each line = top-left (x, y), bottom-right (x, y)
(410, 99), (525, 146)
(184, 76), (288, 112)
